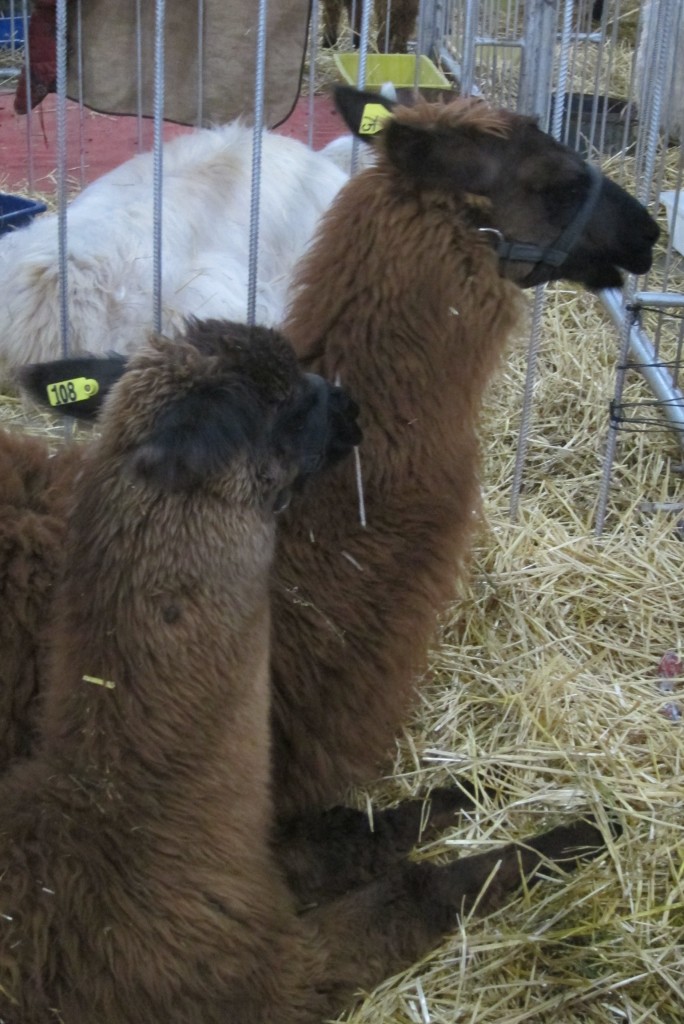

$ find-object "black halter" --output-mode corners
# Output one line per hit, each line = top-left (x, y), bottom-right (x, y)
(480, 162), (604, 275)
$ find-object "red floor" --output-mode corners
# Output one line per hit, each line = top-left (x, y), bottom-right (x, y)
(0, 88), (347, 195)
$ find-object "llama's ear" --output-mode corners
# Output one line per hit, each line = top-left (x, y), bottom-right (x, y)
(127, 388), (262, 492)
(332, 84), (395, 141)
(384, 120), (499, 194)
(19, 355), (129, 420)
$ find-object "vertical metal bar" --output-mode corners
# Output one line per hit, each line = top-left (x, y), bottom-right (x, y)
(414, 0), (427, 90)
(460, 0), (478, 96)
(56, 0), (69, 357)
(509, 0), (557, 517)
(518, 0), (556, 121)
(597, 0), (683, 531)
(413, 0), (422, 71)
(246, 0), (268, 327)
(640, 0), (678, 146)
(307, 0), (319, 150)
(20, 0), (34, 190)
(152, 0), (166, 335)
(442, 0), (455, 54)
(642, 0), (675, 199)
(135, 0), (144, 151)
(356, 0), (372, 86)
(674, 313), (684, 391)
(422, 0), (440, 62)
(196, 0), (205, 127)
(350, 0), (372, 174)
(595, 290), (645, 534)
(75, 0), (86, 188)
(551, 0), (574, 142)
(509, 285), (546, 520)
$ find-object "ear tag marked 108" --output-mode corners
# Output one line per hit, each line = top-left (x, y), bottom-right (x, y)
(47, 377), (100, 407)
(359, 103), (393, 136)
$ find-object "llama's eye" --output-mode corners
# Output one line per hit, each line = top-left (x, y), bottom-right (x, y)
(543, 181), (585, 213)
(288, 412), (308, 434)
(566, 181), (585, 199)
(563, 174), (589, 197)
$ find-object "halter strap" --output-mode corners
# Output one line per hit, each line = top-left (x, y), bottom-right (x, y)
(484, 163), (604, 272)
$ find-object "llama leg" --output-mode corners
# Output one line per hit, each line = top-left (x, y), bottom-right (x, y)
(377, 0), (419, 52)
(275, 783), (484, 905)
(321, 0), (341, 47)
(301, 817), (612, 1012)
(347, 0), (361, 47)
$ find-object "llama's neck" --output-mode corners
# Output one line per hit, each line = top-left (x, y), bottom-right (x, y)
(284, 167), (522, 468)
(39, 459), (274, 827)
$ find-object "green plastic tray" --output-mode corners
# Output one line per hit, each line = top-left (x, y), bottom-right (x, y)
(334, 53), (451, 93)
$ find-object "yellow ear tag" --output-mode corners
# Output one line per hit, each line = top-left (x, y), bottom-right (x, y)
(359, 103), (393, 136)
(46, 377), (100, 407)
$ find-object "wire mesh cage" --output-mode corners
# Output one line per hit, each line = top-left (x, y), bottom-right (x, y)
(416, 0), (684, 528)
(0, 5), (683, 1024)
(0, 0), (682, 527)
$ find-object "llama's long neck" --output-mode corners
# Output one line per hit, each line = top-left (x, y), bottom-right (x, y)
(38, 454), (274, 835)
(284, 166), (522, 481)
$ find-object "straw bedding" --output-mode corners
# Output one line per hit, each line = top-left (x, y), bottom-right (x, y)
(337, 270), (684, 1023)
(1, 235), (681, 1023)
(1, 31), (683, 1019)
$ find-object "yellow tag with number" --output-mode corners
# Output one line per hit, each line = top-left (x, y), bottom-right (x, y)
(359, 103), (393, 136)
(46, 377), (100, 407)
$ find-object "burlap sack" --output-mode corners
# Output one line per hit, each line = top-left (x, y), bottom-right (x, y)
(66, 0), (310, 127)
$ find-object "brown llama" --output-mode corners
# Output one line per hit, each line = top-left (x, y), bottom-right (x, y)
(0, 319), (612, 1023)
(0, 434), (83, 773)
(0, 354), (137, 776)
(266, 85), (659, 816)
(0, 88), (659, 818)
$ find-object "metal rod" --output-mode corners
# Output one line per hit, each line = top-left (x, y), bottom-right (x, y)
(246, 0), (269, 326)
(357, 0), (373, 91)
(196, 0), (205, 127)
(56, 0), (69, 357)
(152, 0), (166, 335)
(351, 0), (373, 175)
(460, 0), (478, 96)
(75, 0), (86, 188)
(509, 284), (546, 520)
(551, 0), (574, 141)
(135, 0), (144, 150)
(20, 0), (34, 190)
(632, 293), (684, 310)
(307, 0), (319, 150)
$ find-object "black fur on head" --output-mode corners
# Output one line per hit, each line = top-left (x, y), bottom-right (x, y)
(332, 85), (660, 291)
(19, 320), (361, 496)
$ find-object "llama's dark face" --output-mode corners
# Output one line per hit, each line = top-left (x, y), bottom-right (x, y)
(19, 320), (361, 505)
(470, 117), (659, 289)
(335, 86), (659, 291)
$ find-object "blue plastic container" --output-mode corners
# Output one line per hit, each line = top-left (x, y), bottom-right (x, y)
(0, 193), (47, 235)
(0, 15), (24, 48)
